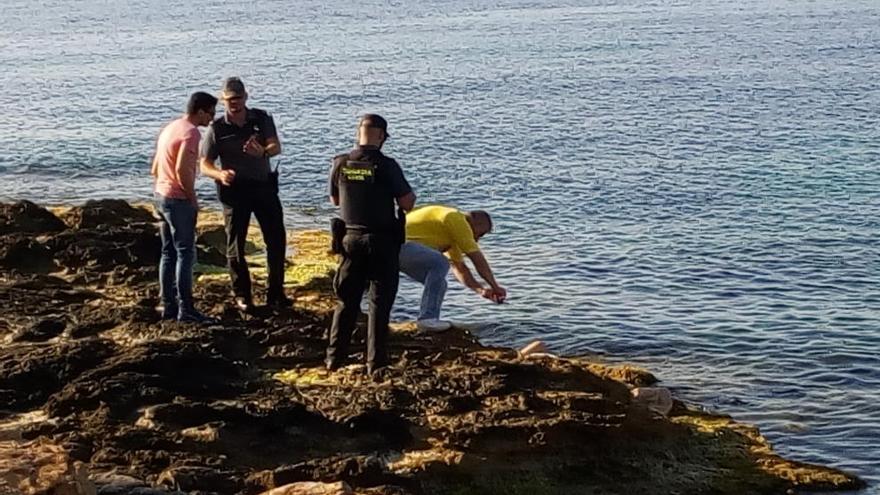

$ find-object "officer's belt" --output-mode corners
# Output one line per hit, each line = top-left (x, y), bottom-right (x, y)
(345, 225), (395, 235)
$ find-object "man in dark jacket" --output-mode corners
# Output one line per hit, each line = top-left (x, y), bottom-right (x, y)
(200, 77), (289, 311)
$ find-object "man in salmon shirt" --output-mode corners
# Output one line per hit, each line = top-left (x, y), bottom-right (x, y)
(400, 205), (507, 332)
(150, 91), (218, 323)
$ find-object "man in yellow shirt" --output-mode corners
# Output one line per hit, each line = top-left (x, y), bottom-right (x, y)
(400, 205), (507, 331)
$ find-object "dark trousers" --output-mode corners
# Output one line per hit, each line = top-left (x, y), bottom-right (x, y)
(327, 232), (400, 369)
(220, 183), (287, 301)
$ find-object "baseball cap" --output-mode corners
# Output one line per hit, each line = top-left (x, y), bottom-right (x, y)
(221, 77), (246, 99)
(359, 113), (390, 137)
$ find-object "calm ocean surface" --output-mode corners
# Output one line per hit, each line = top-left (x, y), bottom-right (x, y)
(1, 0), (878, 490)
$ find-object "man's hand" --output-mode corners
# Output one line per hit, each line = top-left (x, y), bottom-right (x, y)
(243, 135), (265, 157)
(218, 169), (236, 186)
(488, 286), (507, 304)
(477, 286), (506, 304)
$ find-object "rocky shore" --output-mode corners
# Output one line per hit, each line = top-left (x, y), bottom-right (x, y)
(0, 199), (866, 495)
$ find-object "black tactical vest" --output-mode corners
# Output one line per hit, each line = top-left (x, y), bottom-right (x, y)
(336, 150), (397, 233)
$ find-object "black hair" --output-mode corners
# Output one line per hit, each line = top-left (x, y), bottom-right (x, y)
(186, 92), (218, 115)
(468, 210), (493, 233)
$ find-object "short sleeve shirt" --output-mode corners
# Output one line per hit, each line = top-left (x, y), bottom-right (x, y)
(200, 108), (277, 182)
(405, 205), (480, 262)
(153, 117), (200, 199)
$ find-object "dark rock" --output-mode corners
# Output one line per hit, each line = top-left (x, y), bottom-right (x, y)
(49, 224), (160, 274)
(345, 410), (413, 448)
(63, 440), (95, 462)
(45, 342), (246, 418)
(141, 401), (252, 429)
(9, 317), (67, 342)
(65, 320), (119, 339)
(0, 338), (116, 411)
(0, 235), (56, 272)
(195, 224), (229, 266)
(62, 199), (155, 229)
(156, 465), (242, 493)
(0, 200), (66, 234)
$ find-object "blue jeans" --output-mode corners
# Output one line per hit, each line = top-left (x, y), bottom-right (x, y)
(155, 195), (197, 312)
(399, 241), (449, 320)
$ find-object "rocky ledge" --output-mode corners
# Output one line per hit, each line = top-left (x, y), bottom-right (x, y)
(0, 199), (866, 495)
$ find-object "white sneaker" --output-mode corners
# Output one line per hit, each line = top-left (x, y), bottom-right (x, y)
(417, 318), (452, 333)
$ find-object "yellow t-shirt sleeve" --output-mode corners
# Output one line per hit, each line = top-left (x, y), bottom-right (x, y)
(445, 212), (480, 262)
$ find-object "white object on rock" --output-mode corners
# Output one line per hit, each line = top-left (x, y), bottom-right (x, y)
(519, 340), (548, 357)
(258, 481), (353, 495)
(631, 387), (674, 416)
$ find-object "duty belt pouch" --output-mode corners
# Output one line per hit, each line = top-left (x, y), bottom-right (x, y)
(394, 207), (406, 246)
(330, 218), (346, 254)
(217, 182), (235, 207)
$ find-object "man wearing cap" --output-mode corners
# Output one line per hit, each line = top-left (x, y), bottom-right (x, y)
(326, 114), (416, 375)
(150, 91), (218, 323)
(400, 205), (507, 332)
(200, 77), (288, 311)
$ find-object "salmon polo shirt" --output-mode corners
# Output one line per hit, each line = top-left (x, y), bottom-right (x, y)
(405, 205), (480, 263)
(154, 117), (200, 199)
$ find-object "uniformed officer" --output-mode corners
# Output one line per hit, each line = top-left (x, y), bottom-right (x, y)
(200, 77), (289, 311)
(326, 114), (416, 375)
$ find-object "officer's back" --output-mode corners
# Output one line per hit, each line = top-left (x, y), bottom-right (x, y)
(326, 114), (416, 375)
(333, 145), (404, 235)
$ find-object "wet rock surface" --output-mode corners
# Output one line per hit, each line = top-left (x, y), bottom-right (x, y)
(0, 200), (866, 495)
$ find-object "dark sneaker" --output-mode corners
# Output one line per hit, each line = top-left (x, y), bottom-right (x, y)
(233, 296), (255, 313)
(177, 309), (217, 325)
(159, 304), (179, 321)
(366, 359), (391, 377)
(367, 364), (391, 381)
(416, 318), (452, 333)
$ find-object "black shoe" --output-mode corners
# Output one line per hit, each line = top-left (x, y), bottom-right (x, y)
(366, 361), (390, 377)
(234, 296), (255, 313)
(177, 309), (218, 325)
(267, 294), (292, 308)
(159, 305), (179, 321)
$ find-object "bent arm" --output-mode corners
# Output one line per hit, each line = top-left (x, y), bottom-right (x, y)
(262, 114), (281, 157)
(465, 250), (501, 290)
(264, 136), (281, 157)
(451, 259), (483, 292)
(200, 157), (223, 181)
(150, 156), (159, 178)
(397, 191), (416, 212)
